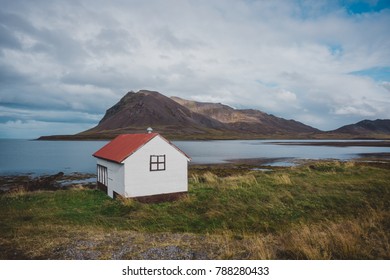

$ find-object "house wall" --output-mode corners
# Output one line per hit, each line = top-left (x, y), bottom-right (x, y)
(96, 158), (124, 198)
(123, 135), (189, 198)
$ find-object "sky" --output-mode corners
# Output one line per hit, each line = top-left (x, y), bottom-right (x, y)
(0, 0), (389, 139)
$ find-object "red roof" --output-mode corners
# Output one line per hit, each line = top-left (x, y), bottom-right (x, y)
(93, 133), (190, 163)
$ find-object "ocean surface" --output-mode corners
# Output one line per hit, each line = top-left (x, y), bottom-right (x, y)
(0, 139), (389, 175)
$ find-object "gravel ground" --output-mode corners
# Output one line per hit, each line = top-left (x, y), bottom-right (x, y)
(41, 231), (216, 260)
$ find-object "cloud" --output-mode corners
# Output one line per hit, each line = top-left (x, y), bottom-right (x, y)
(333, 105), (377, 117)
(0, 0), (389, 137)
(0, 105), (102, 124)
(0, 24), (22, 50)
(381, 81), (390, 91)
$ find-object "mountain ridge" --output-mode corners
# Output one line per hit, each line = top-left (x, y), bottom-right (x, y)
(171, 96), (318, 134)
(38, 90), (390, 140)
(332, 119), (390, 135)
(77, 90), (319, 139)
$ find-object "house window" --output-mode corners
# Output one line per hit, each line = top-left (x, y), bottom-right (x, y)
(150, 155), (166, 171)
(97, 164), (108, 185)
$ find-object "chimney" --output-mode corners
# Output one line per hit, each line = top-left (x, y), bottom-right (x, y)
(146, 127), (153, 134)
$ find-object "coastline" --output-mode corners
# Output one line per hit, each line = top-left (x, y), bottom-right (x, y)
(269, 140), (390, 147)
(2, 153), (389, 194)
(0, 172), (96, 193)
(36, 132), (390, 141)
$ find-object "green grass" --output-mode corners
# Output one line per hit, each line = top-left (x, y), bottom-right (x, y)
(1, 160), (389, 259)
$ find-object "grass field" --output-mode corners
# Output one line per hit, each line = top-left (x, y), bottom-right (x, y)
(0, 160), (389, 259)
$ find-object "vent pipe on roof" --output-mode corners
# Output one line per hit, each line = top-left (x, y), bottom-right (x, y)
(147, 127), (153, 134)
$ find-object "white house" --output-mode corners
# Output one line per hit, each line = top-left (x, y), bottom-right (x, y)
(92, 131), (191, 202)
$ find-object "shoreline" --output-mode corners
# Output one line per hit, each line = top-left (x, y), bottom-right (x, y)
(269, 140), (390, 147)
(0, 172), (96, 193)
(36, 134), (390, 141)
(34, 136), (390, 147)
(2, 151), (389, 177)
(2, 154), (389, 193)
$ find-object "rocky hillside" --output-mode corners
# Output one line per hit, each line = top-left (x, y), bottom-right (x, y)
(171, 96), (318, 134)
(82, 90), (227, 135)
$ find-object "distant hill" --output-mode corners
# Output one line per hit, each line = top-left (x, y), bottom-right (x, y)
(171, 96), (318, 134)
(330, 119), (390, 135)
(75, 90), (319, 139)
(38, 90), (390, 140)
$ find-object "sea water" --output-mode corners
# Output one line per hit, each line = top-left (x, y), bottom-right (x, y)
(0, 139), (388, 175)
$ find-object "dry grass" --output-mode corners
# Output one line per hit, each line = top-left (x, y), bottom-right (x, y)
(0, 210), (388, 260)
(272, 173), (293, 185)
(208, 209), (390, 260)
(192, 173), (260, 190)
(223, 174), (258, 188)
(240, 234), (276, 259)
(201, 172), (219, 183)
(277, 210), (390, 259)
(190, 172), (219, 184)
(6, 187), (28, 197)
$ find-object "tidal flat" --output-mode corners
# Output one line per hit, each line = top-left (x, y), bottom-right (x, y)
(0, 159), (389, 260)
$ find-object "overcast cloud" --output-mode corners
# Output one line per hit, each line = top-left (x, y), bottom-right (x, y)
(0, 0), (389, 138)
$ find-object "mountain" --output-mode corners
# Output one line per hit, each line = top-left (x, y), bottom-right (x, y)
(74, 90), (318, 139)
(82, 90), (227, 135)
(331, 119), (390, 135)
(38, 90), (390, 140)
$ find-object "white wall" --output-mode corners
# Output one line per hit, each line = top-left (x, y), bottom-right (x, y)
(96, 158), (124, 198)
(123, 135), (189, 198)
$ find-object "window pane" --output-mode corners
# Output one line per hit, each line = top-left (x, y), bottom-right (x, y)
(150, 156), (158, 163)
(150, 155), (166, 171)
(150, 163), (157, 171)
